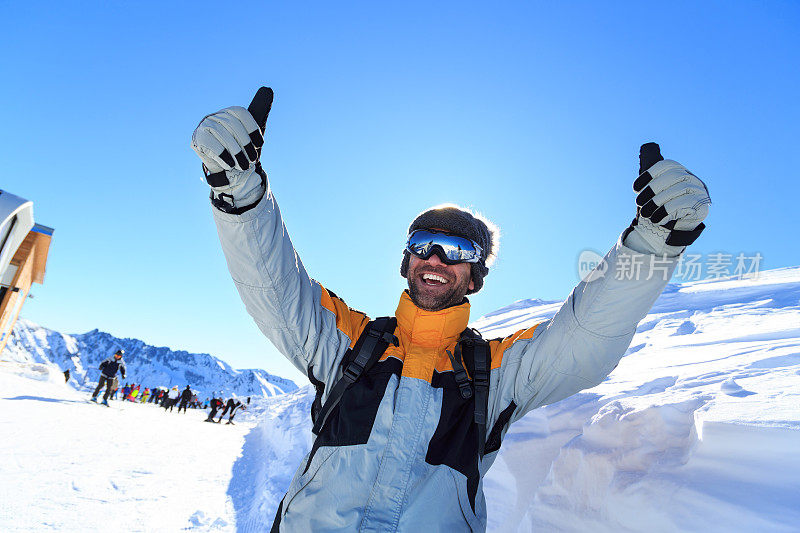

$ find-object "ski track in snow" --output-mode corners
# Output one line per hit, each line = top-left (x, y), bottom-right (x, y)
(2, 267), (800, 531)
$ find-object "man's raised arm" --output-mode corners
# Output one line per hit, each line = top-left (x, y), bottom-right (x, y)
(190, 88), (367, 384)
(489, 144), (711, 426)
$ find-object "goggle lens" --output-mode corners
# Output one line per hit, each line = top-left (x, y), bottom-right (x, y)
(405, 230), (483, 264)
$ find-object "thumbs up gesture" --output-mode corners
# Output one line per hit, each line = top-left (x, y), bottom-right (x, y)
(191, 87), (274, 213)
(623, 143), (711, 256)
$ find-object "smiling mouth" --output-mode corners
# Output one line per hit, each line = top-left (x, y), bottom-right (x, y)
(421, 272), (449, 286)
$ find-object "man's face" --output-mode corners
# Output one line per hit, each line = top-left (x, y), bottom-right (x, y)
(407, 252), (475, 312)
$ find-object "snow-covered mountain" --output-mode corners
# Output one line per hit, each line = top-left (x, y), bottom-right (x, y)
(3, 319), (297, 398)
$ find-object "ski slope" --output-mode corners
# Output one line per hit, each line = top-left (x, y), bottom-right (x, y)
(0, 364), (250, 531)
(1, 266), (799, 531)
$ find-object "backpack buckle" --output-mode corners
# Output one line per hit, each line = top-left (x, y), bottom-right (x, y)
(343, 361), (364, 383)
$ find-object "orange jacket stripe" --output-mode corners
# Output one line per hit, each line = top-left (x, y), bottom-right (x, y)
(319, 286), (370, 348)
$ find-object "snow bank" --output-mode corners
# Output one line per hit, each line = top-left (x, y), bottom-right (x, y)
(227, 387), (315, 531)
(232, 267), (800, 531)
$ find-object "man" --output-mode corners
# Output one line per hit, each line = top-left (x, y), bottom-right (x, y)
(206, 397), (223, 422)
(224, 397), (244, 425)
(164, 386), (180, 412)
(216, 396), (241, 424)
(90, 349), (127, 406)
(178, 385), (193, 413)
(191, 88), (711, 531)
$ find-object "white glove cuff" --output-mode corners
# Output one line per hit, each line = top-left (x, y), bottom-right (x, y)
(623, 219), (684, 257)
(210, 165), (267, 214)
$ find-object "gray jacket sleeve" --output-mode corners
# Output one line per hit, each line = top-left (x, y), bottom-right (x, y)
(486, 238), (678, 436)
(211, 182), (366, 390)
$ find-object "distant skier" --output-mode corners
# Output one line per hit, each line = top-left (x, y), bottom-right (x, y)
(226, 399), (245, 425)
(178, 385), (192, 413)
(90, 349), (126, 406)
(206, 397), (223, 422)
(164, 386), (180, 412)
(217, 397), (242, 424)
(63, 369), (70, 383)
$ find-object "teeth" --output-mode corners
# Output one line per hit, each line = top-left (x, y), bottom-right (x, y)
(423, 273), (448, 284)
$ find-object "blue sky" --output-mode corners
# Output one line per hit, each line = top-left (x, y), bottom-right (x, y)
(2, 1), (798, 384)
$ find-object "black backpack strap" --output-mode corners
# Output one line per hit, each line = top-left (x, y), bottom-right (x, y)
(459, 328), (490, 458)
(446, 344), (473, 400)
(311, 316), (398, 436)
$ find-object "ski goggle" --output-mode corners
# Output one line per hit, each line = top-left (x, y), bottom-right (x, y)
(405, 229), (484, 265)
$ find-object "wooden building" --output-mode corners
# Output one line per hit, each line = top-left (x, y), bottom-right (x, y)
(0, 190), (54, 355)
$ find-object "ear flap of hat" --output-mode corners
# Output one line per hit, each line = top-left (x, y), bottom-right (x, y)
(400, 250), (411, 278)
(468, 262), (488, 294)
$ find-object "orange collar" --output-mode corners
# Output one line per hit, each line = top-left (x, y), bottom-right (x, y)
(394, 291), (471, 351)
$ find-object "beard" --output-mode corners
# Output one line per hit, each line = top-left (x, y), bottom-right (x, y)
(407, 266), (471, 312)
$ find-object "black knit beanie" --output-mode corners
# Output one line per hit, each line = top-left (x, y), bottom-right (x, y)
(400, 204), (499, 294)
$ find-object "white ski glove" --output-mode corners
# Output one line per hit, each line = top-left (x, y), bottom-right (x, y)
(623, 143), (711, 256)
(190, 87), (273, 213)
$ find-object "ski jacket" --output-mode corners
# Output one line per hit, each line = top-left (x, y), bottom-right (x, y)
(181, 388), (193, 402)
(98, 357), (126, 379)
(168, 389), (180, 400)
(211, 186), (678, 532)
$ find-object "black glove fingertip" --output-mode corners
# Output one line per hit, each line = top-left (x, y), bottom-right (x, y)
(248, 87), (274, 131)
(636, 187), (655, 206)
(649, 205), (669, 224)
(234, 151), (249, 170)
(219, 149), (236, 168)
(639, 142), (664, 174)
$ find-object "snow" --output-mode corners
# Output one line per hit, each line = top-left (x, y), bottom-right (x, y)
(0, 363), (248, 531)
(475, 267), (800, 532)
(1, 267), (799, 531)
